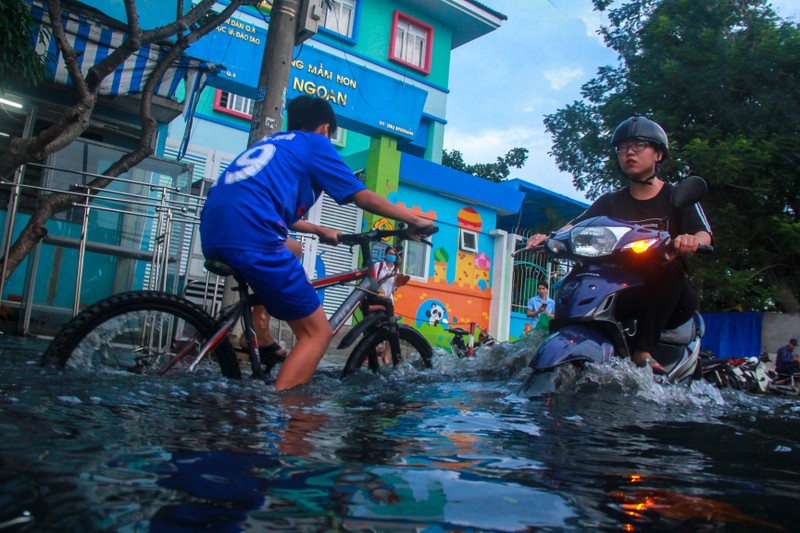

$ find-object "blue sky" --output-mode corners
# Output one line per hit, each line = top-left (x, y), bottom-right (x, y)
(443, 0), (799, 201)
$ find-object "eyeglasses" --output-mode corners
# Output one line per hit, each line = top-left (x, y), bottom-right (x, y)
(615, 141), (651, 154)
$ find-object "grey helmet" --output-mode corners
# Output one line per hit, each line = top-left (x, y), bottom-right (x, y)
(611, 116), (669, 161)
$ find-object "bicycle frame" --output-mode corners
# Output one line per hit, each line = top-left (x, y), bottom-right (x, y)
(188, 228), (404, 380)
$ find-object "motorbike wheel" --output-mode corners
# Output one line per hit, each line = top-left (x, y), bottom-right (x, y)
(725, 367), (743, 390)
(704, 368), (726, 388)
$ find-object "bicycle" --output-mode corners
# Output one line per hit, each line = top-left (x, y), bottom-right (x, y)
(40, 226), (436, 381)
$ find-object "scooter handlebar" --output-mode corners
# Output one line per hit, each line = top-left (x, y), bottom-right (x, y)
(696, 244), (714, 254)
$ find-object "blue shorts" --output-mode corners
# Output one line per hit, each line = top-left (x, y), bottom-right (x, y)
(204, 247), (321, 321)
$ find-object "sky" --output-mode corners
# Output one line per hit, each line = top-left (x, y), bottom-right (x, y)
(443, 0), (799, 202)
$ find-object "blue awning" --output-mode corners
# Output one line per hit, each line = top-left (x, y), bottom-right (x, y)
(497, 179), (589, 233)
(399, 154), (525, 216)
(28, 0), (214, 100)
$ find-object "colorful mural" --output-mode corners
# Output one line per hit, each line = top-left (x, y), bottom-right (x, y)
(387, 202), (495, 352)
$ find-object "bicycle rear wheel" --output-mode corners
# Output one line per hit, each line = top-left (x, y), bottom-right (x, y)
(40, 291), (241, 379)
(341, 324), (433, 378)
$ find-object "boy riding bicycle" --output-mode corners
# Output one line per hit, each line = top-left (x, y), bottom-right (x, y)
(200, 96), (434, 390)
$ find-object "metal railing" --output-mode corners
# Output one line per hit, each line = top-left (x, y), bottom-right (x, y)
(0, 156), (198, 334)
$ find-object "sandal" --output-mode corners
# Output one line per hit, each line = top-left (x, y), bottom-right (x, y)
(235, 340), (288, 365)
(258, 341), (288, 366)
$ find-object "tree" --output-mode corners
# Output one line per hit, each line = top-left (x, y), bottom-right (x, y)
(442, 147), (529, 183)
(0, 0), (261, 281)
(544, 0), (800, 312)
(0, 0), (51, 90)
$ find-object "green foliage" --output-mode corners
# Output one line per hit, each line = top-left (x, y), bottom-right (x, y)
(441, 147), (529, 183)
(546, 0), (800, 312)
(0, 0), (52, 90)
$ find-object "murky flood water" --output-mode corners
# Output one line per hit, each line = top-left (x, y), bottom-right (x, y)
(1, 334), (799, 532)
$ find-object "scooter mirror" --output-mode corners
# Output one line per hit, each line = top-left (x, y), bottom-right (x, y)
(671, 176), (707, 209)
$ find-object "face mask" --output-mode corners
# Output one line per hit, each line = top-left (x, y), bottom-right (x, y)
(385, 255), (397, 264)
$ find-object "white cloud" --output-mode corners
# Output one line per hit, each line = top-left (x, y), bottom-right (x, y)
(577, 7), (608, 45)
(543, 67), (584, 91)
(443, 126), (589, 202)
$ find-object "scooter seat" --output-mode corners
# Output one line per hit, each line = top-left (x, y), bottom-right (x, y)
(658, 316), (697, 346)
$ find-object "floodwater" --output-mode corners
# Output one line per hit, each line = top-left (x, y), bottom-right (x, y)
(1, 334), (799, 532)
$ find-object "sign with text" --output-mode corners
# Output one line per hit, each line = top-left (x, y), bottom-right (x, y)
(189, 16), (427, 140)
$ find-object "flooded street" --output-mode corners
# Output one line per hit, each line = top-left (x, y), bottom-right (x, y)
(1, 334), (799, 532)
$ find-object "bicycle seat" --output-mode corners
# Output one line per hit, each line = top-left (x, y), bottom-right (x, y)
(204, 259), (237, 277)
(448, 327), (469, 336)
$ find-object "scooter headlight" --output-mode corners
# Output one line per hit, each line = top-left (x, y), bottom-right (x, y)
(570, 226), (631, 257)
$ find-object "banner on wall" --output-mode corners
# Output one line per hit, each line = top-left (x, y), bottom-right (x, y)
(188, 15), (427, 141)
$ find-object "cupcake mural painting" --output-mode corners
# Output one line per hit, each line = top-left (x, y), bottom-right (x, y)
(474, 252), (490, 290)
(455, 207), (482, 288)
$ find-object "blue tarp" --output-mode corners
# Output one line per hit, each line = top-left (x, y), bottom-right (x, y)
(701, 312), (763, 358)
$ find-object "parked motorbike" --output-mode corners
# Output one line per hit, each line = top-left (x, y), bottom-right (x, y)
(729, 355), (767, 393)
(522, 176), (712, 388)
(447, 323), (496, 357)
(698, 351), (765, 392)
(699, 351), (741, 390)
(765, 370), (800, 396)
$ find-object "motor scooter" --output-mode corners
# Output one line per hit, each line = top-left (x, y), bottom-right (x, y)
(447, 323), (496, 357)
(522, 176), (712, 386)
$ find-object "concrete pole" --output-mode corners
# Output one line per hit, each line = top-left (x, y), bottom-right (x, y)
(248, 0), (301, 146)
(222, 0), (302, 319)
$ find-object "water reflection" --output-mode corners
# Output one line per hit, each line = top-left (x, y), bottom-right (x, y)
(0, 336), (798, 531)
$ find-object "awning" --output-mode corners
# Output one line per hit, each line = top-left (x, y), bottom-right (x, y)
(496, 179), (589, 233)
(28, 0), (214, 101)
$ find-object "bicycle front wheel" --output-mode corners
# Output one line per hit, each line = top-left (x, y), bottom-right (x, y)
(341, 324), (433, 378)
(40, 291), (241, 379)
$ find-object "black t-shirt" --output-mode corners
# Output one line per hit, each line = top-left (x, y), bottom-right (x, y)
(571, 182), (713, 240)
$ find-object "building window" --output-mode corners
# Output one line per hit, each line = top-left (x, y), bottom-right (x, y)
(214, 90), (255, 119)
(389, 11), (432, 75)
(322, 0), (356, 38)
(330, 127), (346, 147)
(402, 240), (430, 281)
(459, 229), (479, 253)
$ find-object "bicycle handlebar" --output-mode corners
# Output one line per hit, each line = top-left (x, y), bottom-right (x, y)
(339, 224), (439, 247)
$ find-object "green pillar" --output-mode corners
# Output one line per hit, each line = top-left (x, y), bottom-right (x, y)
(363, 134), (401, 232)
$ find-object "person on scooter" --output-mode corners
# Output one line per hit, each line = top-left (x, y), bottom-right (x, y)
(776, 338), (799, 375)
(525, 116), (713, 373)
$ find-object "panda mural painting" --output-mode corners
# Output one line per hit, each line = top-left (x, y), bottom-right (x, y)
(416, 300), (449, 329)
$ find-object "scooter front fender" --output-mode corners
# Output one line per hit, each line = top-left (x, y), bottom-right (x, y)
(529, 325), (615, 371)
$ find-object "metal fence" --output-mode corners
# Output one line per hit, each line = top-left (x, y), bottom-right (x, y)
(0, 138), (198, 335)
(510, 228), (571, 314)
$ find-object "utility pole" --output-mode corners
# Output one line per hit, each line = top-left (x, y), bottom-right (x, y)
(248, 0), (322, 147)
(224, 0), (322, 319)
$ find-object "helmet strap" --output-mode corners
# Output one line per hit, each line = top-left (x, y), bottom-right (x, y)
(629, 172), (658, 185)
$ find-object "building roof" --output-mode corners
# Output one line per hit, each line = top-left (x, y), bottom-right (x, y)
(399, 154), (524, 216)
(397, 0), (507, 48)
(496, 179), (589, 233)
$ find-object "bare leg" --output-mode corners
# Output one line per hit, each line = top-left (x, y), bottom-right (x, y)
(275, 306), (333, 390)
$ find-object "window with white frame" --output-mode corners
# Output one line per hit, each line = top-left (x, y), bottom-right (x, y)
(322, 0), (355, 38)
(330, 127), (346, 146)
(459, 229), (479, 253)
(214, 90), (255, 119)
(402, 240), (430, 281)
(390, 11), (432, 74)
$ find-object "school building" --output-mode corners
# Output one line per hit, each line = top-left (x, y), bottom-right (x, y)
(0, 0), (586, 348)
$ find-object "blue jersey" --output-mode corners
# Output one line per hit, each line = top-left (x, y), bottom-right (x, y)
(200, 131), (366, 252)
